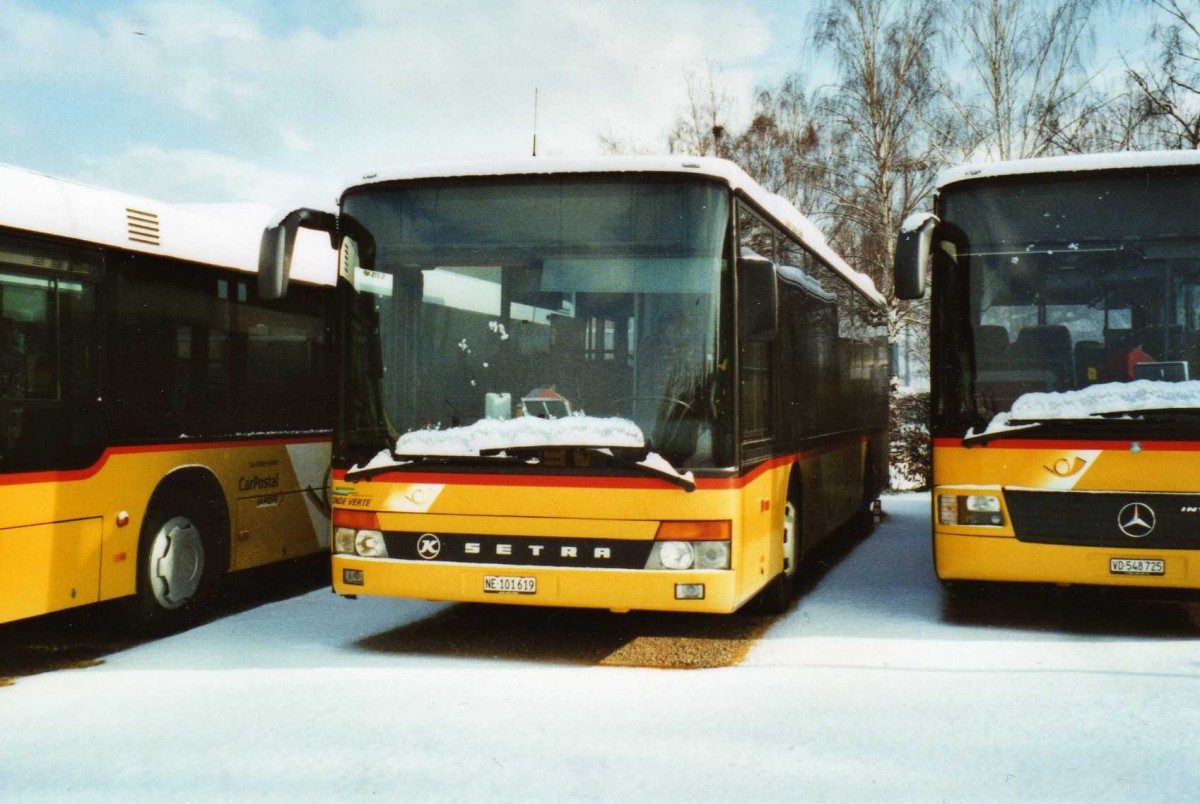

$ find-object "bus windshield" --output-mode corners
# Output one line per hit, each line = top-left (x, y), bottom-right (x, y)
(338, 176), (733, 470)
(933, 169), (1200, 433)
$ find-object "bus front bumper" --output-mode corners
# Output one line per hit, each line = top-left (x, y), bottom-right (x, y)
(332, 555), (743, 613)
(934, 531), (1200, 589)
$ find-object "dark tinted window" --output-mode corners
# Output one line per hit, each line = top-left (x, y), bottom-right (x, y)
(0, 233), (102, 472)
(111, 255), (330, 440)
(738, 203), (775, 443)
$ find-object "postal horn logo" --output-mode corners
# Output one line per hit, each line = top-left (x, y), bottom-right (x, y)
(417, 533), (442, 560)
(1117, 503), (1156, 539)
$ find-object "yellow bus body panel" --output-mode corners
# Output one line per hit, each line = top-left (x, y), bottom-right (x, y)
(933, 440), (1200, 589)
(0, 439), (329, 625)
(0, 518), (103, 623)
(328, 443), (874, 614)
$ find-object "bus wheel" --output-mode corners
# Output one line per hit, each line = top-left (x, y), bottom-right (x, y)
(750, 499), (801, 615)
(781, 499), (800, 582)
(129, 487), (223, 632)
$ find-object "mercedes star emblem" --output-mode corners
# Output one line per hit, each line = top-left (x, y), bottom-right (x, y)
(1117, 503), (1156, 539)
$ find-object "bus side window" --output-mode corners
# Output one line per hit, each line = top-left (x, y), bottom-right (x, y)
(737, 203), (776, 444)
(0, 235), (102, 472)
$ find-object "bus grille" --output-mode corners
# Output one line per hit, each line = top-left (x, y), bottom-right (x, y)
(1007, 489), (1200, 550)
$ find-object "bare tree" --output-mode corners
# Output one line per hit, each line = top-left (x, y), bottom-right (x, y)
(810, 0), (944, 360)
(726, 73), (843, 237)
(1127, 0), (1200, 148)
(947, 0), (1103, 159)
(666, 61), (736, 157)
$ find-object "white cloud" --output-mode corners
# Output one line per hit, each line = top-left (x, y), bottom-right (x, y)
(3, 0), (775, 203)
(79, 144), (335, 208)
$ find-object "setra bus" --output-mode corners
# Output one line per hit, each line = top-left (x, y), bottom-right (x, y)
(0, 164), (336, 630)
(260, 157), (888, 614)
(896, 150), (1200, 592)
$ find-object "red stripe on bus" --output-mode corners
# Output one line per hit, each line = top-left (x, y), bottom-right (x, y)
(0, 435), (330, 487)
(332, 435), (873, 490)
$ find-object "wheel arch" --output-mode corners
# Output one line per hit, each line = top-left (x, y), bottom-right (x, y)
(143, 464), (232, 573)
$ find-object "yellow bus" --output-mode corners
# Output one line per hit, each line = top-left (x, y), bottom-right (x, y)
(895, 151), (1200, 592)
(0, 164), (336, 630)
(261, 157), (888, 614)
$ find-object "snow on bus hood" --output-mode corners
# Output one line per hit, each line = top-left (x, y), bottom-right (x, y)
(978, 380), (1200, 435)
(395, 415), (644, 455)
(351, 415), (696, 486)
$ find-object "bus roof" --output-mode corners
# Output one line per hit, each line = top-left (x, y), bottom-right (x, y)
(346, 156), (885, 307)
(938, 149), (1200, 190)
(0, 162), (335, 286)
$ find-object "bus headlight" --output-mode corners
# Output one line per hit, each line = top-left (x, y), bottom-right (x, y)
(334, 527), (357, 554)
(694, 541), (730, 569)
(646, 520), (733, 570)
(938, 494), (1005, 526)
(646, 540), (731, 570)
(354, 529), (388, 557)
(658, 541), (695, 570)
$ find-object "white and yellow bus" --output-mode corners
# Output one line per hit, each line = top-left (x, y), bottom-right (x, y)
(261, 157), (888, 614)
(896, 150), (1200, 592)
(0, 164), (336, 630)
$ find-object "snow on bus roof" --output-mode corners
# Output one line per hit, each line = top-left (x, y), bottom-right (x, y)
(0, 162), (336, 286)
(938, 149), (1200, 190)
(347, 156), (886, 307)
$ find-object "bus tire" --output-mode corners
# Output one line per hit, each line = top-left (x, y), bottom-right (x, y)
(749, 497), (802, 615)
(128, 477), (227, 633)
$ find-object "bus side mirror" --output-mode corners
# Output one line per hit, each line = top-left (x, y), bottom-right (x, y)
(258, 208), (339, 300)
(258, 223), (295, 300)
(894, 213), (938, 300)
(738, 250), (778, 340)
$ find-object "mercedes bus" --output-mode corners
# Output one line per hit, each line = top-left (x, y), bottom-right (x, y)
(896, 150), (1200, 592)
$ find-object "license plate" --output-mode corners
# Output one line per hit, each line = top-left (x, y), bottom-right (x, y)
(483, 575), (537, 594)
(1109, 558), (1165, 576)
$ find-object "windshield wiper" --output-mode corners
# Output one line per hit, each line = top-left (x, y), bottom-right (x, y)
(1095, 407), (1200, 420)
(961, 409), (1200, 447)
(345, 452), (522, 481)
(480, 444), (697, 492)
(962, 417), (1117, 447)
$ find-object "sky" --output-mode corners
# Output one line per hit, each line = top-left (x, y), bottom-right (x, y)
(0, 0), (1151, 211)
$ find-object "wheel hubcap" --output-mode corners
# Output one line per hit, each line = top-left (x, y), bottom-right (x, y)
(782, 501), (799, 579)
(148, 516), (204, 609)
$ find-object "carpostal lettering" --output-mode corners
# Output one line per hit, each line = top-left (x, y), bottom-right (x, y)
(238, 474), (280, 492)
(464, 542), (612, 560)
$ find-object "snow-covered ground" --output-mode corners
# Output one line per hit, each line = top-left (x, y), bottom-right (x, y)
(1, 494), (1197, 802)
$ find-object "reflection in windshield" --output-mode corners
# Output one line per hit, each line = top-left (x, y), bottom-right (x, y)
(934, 170), (1200, 433)
(338, 177), (732, 470)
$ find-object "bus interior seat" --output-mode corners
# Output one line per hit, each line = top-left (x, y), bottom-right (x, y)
(1012, 325), (1073, 390)
(1073, 340), (1105, 386)
(974, 325), (1010, 372)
